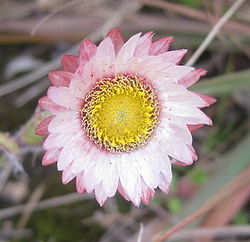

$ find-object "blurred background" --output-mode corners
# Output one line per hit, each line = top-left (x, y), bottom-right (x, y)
(0, 0), (250, 241)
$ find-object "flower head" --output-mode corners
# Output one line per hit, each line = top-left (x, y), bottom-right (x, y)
(36, 29), (215, 206)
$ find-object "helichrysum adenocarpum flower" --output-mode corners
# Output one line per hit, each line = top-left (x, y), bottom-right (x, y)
(36, 29), (216, 206)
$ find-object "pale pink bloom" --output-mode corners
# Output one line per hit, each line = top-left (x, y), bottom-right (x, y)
(36, 29), (215, 206)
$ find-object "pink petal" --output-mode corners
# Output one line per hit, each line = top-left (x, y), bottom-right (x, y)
(61, 55), (79, 73)
(48, 71), (73, 87)
(38, 96), (66, 114)
(134, 31), (154, 57)
(42, 148), (61, 166)
(62, 164), (77, 184)
(171, 159), (189, 166)
(141, 179), (154, 205)
(178, 68), (207, 87)
(79, 39), (97, 64)
(188, 124), (204, 132)
(106, 28), (124, 55)
(35, 116), (54, 136)
(192, 92), (217, 107)
(117, 182), (130, 201)
(188, 144), (198, 161)
(149, 36), (173, 55)
(76, 172), (85, 193)
(160, 49), (187, 64)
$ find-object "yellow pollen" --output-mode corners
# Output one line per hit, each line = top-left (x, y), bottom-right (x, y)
(81, 75), (159, 153)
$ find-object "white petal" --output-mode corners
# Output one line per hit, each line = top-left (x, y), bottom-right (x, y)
(163, 65), (194, 82)
(118, 153), (139, 202)
(95, 37), (116, 62)
(162, 103), (212, 125)
(116, 33), (141, 72)
(48, 111), (81, 134)
(95, 182), (108, 206)
(48, 86), (82, 111)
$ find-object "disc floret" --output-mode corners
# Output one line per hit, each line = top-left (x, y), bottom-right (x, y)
(81, 75), (159, 153)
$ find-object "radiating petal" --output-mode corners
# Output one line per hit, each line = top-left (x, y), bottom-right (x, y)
(159, 49), (187, 64)
(35, 116), (54, 136)
(116, 33), (141, 72)
(106, 28), (124, 55)
(49, 71), (73, 87)
(79, 39), (97, 64)
(178, 68), (207, 87)
(38, 96), (66, 114)
(61, 55), (79, 73)
(134, 31), (154, 57)
(48, 86), (83, 110)
(62, 163), (77, 184)
(42, 148), (61, 166)
(76, 172), (85, 193)
(149, 36), (173, 55)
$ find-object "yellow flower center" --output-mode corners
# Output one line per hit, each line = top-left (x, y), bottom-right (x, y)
(81, 75), (159, 153)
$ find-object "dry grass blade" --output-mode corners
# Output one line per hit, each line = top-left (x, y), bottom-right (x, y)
(15, 79), (49, 107)
(0, 228), (32, 240)
(201, 185), (250, 227)
(186, 0), (246, 66)
(140, 0), (250, 35)
(0, 161), (13, 193)
(153, 165), (250, 242)
(16, 184), (45, 229)
(0, 0), (141, 98)
(0, 193), (93, 220)
(197, 185), (250, 242)
(31, 0), (83, 36)
(168, 226), (250, 241)
(137, 223), (144, 242)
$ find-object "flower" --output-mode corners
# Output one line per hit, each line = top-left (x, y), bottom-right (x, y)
(36, 29), (215, 206)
